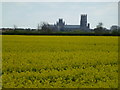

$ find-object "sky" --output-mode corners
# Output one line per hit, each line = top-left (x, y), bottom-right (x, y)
(2, 2), (118, 29)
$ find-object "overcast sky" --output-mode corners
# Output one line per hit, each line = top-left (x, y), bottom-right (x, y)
(2, 2), (118, 29)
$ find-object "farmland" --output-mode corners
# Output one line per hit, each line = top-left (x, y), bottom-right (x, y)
(2, 35), (118, 88)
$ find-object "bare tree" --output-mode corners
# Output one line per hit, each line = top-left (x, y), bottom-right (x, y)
(37, 23), (41, 31)
(13, 25), (17, 30)
(97, 22), (103, 28)
(40, 22), (52, 33)
(94, 22), (105, 34)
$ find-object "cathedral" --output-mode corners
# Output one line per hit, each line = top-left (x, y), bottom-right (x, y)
(49, 14), (91, 32)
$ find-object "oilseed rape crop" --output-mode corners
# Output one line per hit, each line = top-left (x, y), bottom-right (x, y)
(2, 35), (118, 88)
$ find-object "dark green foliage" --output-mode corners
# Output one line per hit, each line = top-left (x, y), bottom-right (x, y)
(2, 28), (120, 36)
(111, 29), (120, 36)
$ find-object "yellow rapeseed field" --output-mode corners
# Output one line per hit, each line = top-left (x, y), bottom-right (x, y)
(2, 35), (118, 88)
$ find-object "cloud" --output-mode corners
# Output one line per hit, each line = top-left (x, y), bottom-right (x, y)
(2, 2), (118, 29)
(1, 0), (119, 2)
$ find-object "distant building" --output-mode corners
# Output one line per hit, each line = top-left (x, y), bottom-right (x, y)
(49, 14), (91, 32)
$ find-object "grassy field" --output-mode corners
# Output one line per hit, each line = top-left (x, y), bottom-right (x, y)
(2, 35), (118, 88)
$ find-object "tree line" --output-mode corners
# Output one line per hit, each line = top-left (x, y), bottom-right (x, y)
(1, 22), (120, 36)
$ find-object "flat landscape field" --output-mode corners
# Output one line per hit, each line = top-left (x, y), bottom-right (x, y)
(2, 35), (118, 88)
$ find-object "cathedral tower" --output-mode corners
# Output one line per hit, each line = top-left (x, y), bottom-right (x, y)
(80, 14), (87, 28)
(56, 18), (65, 31)
(80, 14), (90, 31)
